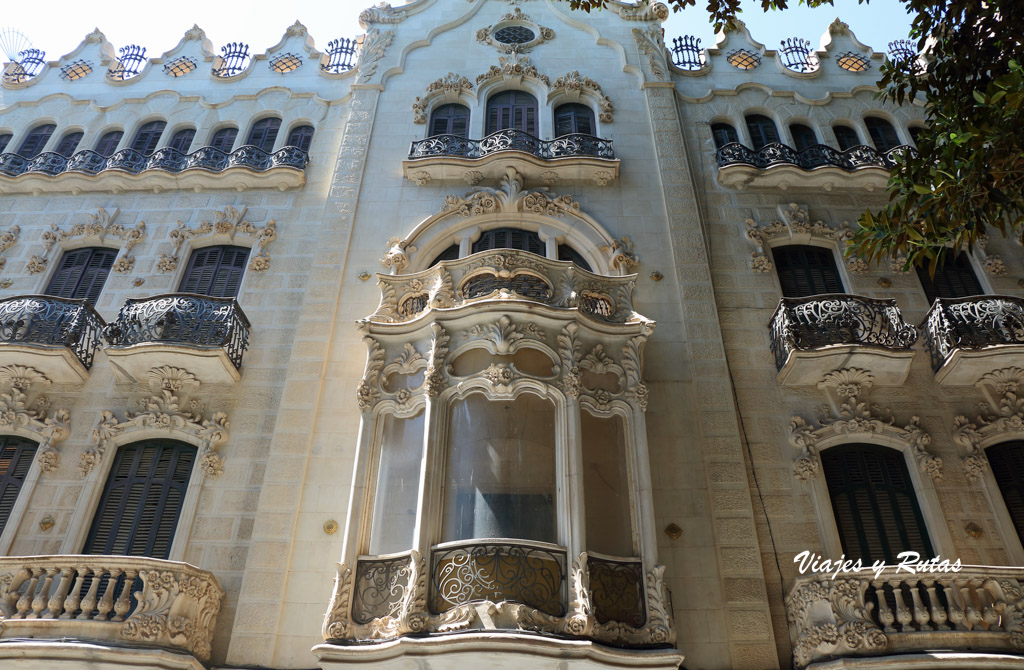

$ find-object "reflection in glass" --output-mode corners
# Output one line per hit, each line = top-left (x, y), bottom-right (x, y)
(369, 411), (425, 555)
(582, 412), (634, 556)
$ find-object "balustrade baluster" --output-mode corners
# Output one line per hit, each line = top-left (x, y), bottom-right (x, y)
(95, 568), (120, 621)
(62, 567), (88, 619)
(923, 578), (947, 629)
(47, 567), (75, 619)
(947, 579), (967, 630)
(963, 580), (982, 630)
(892, 582), (913, 631)
(77, 568), (102, 620)
(873, 580), (896, 632)
(17, 568), (42, 619)
(908, 579), (931, 630)
(112, 569), (137, 622)
(28, 567), (55, 618)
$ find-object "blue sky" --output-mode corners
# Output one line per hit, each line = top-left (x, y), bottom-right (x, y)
(2, 0), (912, 63)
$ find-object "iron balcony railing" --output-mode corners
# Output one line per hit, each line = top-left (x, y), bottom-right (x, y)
(409, 129), (615, 161)
(922, 295), (1024, 371)
(0, 144), (309, 178)
(716, 141), (916, 172)
(770, 294), (918, 371)
(0, 295), (106, 368)
(103, 293), (251, 371)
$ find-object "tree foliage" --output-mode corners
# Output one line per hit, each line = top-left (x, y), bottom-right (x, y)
(564, 0), (1024, 271)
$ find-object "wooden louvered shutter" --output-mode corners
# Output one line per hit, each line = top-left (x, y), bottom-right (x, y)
(179, 245), (249, 298)
(46, 247), (116, 304)
(772, 245), (845, 297)
(82, 440), (195, 558)
(822, 444), (933, 564)
(834, 125), (860, 150)
(916, 252), (983, 304)
(0, 437), (39, 536)
(985, 442), (1024, 546)
(472, 228), (544, 256)
(866, 118), (900, 151)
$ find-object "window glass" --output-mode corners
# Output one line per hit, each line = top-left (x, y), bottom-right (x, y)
(582, 412), (633, 556)
(486, 91), (538, 135)
(554, 103), (595, 136)
(442, 393), (557, 543)
(369, 411), (425, 555)
(210, 127), (238, 153)
(429, 105), (470, 138)
(772, 245), (845, 297)
(744, 114), (779, 150)
(833, 125), (860, 151)
(94, 131), (124, 157)
(17, 124), (56, 159)
(168, 128), (196, 153)
(557, 244), (592, 271)
(865, 117), (901, 151)
(789, 123), (817, 151)
(287, 125), (315, 152)
(711, 123), (738, 148)
(246, 118), (281, 152)
(55, 132), (84, 157)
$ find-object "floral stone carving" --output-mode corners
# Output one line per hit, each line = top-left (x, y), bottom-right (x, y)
(953, 367), (1024, 482)
(551, 71), (613, 122)
(0, 365), (69, 473)
(161, 206), (277, 273)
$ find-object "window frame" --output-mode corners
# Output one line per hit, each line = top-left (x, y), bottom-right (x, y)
(177, 244), (251, 298)
(44, 246), (118, 305)
(130, 120), (167, 155)
(553, 103), (596, 137)
(744, 113), (780, 151)
(286, 124), (315, 152)
(94, 130), (124, 158)
(245, 117), (282, 152)
(428, 104), (470, 138)
(0, 436), (41, 554)
(17, 123), (57, 159)
(486, 90), (539, 136)
(832, 124), (861, 151)
(209, 126), (239, 153)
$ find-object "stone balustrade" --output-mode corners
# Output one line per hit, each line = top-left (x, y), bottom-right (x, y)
(0, 555), (224, 661)
(786, 567), (1024, 668)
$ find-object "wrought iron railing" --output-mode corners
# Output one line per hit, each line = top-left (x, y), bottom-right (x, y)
(0, 144), (308, 178)
(922, 295), (1024, 371)
(670, 35), (704, 70)
(431, 541), (567, 617)
(2, 48), (46, 85)
(351, 552), (413, 624)
(409, 130), (615, 161)
(0, 295), (105, 368)
(588, 555), (646, 627)
(107, 44), (147, 80)
(780, 37), (819, 73)
(323, 37), (358, 73)
(769, 294), (918, 371)
(103, 293), (251, 370)
(717, 141), (915, 171)
(212, 42), (250, 77)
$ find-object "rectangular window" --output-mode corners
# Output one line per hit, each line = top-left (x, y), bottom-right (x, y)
(178, 245), (249, 298)
(369, 411), (425, 555)
(582, 412), (634, 557)
(0, 438), (38, 537)
(45, 247), (117, 304)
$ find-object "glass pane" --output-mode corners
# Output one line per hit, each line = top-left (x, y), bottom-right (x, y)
(369, 411), (426, 555)
(442, 394), (557, 543)
(582, 412), (633, 556)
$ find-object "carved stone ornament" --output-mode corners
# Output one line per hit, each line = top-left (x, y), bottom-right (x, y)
(413, 73), (474, 123)
(380, 237), (416, 273)
(791, 368), (942, 482)
(953, 368), (1024, 482)
(113, 255), (135, 274)
(0, 366), (69, 474)
(442, 167), (579, 218)
(786, 576), (888, 669)
(889, 256), (910, 274)
(476, 8), (554, 54)
(357, 29), (395, 84)
(26, 256), (46, 274)
(284, 20), (308, 37)
(322, 551), (674, 646)
(611, 0), (670, 21)
(602, 237), (639, 272)
(83, 366), (229, 478)
(0, 225), (20, 272)
(184, 24), (206, 41)
(162, 206), (276, 273)
(633, 26), (667, 81)
(846, 257), (869, 275)
(745, 205), (853, 263)
(359, 2), (407, 28)
(476, 54), (550, 87)
(551, 71), (613, 122)
(42, 207), (146, 258)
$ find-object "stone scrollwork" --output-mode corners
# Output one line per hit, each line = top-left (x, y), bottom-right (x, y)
(476, 8), (554, 54)
(953, 367), (1024, 482)
(356, 337), (386, 413)
(83, 366), (229, 478)
(358, 2), (407, 28)
(0, 224), (20, 272)
(602, 236), (638, 272)
(633, 26), (667, 80)
(380, 237), (416, 273)
(476, 54), (550, 87)
(41, 207), (146, 273)
(357, 29), (395, 84)
(0, 365), (69, 474)
(551, 71), (614, 122)
(442, 167), (579, 218)
(611, 0), (670, 21)
(786, 576), (887, 668)
(791, 368), (942, 481)
(745, 204), (853, 265)
(413, 73), (474, 124)
(162, 206), (277, 273)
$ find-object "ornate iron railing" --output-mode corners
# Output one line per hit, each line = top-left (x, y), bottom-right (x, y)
(0, 555), (223, 661)
(107, 44), (147, 80)
(717, 141), (915, 172)
(787, 567), (1024, 669)
(922, 295), (1024, 371)
(670, 35), (704, 70)
(103, 293), (251, 370)
(212, 42), (250, 77)
(770, 294), (918, 371)
(2, 48), (46, 85)
(0, 144), (308, 178)
(351, 553), (413, 624)
(409, 130), (615, 161)
(323, 38), (358, 73)
(588, 556), (646, 628)
(431, 541), (566, 617)
(780, 37), (819, 73)
(0, 295), (105, 368)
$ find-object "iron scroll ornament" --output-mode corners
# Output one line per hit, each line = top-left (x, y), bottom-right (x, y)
(409, 130), (615, 161)
(716, 141), (916, 172)
(0, 295), (106, 368)
(923, 295), (1024, 371)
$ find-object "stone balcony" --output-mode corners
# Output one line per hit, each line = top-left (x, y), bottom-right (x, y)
(716, 142), (914, 191)
(923, 296), (1024, 386)
(403, 130), (619, 185)
(770, 294), (918, 386)
(0, 144), (309, 195)
(0, 295), (105, 383)
(787, 566), (1024, 669)
(369, 248), (638, 325)
(103, 293), (251, 384)
(0, 555), (223, 668)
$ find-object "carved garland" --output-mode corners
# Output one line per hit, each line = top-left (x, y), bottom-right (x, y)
(612, 0), (670, 21)
(746, 203), (853, 273)
(82, 366), (229, 478)
(953, 367), (1024, 482)
(0, 225), (20, 272)
(412, 73), (474, 124)
(476, 54), (550, 87)
(0, 365), (69, 474)
(786, 577), (887, 669)
(790, 368), (943, 482)
(34, 207), (146, 276)
(158, 206), (276, 274)
(551, 71), (614, 122)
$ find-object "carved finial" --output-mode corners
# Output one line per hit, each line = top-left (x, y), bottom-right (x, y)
(285, 20), (308, 37)
(184, 24), (206, 41)
(84, 28), (106, 44)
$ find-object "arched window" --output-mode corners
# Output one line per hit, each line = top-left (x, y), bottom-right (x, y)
(83, 440), (196, 558)
(486, 91), (538, 135)
(908, 126), (923, 146)
(94, 130), (124, 158)
(985, 441), (1024, 546)
(429, 104), (470, 138)
(54, 132), (84, 157)
(789, 123), (818, 151)
(744, 114), (779, 150)
(472, 228), (544, 256)
(178, 245), (250, 298)
(130, 120), (166, 155)
(915, 250), (982, 304)
(822, 444), (933, 564)
(865, 117), (901, 151)
(833, 124), (860, 151)
(0, 133), (12, 154)
(554, 103), (595, 136)
(711, 123), (738, 149)
(246, 117), (281, 152)
(210, 127), (238, 153)
(45, 247), (117, 304)
(557, 244), (592, 272)
(168, 128), (196, 154)
(430, 244), (461, 266)
(17, 123), (56, 159)
(0, 437), (39, 536)
(771, 245), (844, 297)
(287, 125), (315, 152)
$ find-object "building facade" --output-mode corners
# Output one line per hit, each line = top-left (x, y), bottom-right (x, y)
(0, 1), (1022, 669)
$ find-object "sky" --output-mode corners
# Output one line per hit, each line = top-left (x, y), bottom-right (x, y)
(1, 0), (913, 64)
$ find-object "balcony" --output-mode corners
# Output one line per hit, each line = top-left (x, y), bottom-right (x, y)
(923, 295), (1024, 386)
(403, 130), (619, 185)
(787, 566), (1024, 669)
(715, 142), (915, 191)
(0, 555), (223, 666)
(369, 249), (639, 325)
(0, 144), (309, 195)
(103, 294), (251, 384)
(0, 295), (105, 383)
(770, 294), (918, 386)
